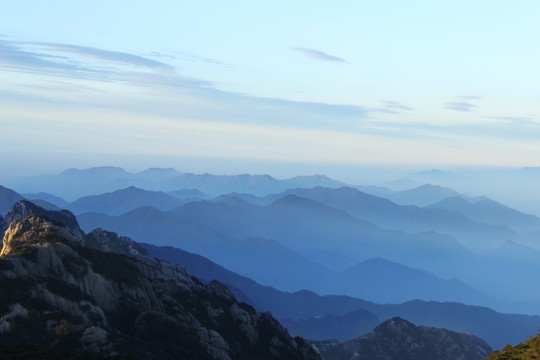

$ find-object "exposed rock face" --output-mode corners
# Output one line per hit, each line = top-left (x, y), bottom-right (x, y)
(312, 317), (492, 360)
(0, 201), (320, 360)
(1, 200), (83, 242)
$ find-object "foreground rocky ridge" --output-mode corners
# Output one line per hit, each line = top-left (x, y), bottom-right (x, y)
(312, 317), (492, 360)
(0, 200), (320, 359)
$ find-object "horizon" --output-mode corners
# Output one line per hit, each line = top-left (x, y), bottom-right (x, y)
(4, 163), (540, 217)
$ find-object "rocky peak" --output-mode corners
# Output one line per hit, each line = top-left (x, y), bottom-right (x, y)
(86, 228), (147, 256)
(1, 214), (84, 257)
(1, 200), (83, 241)
(312, 317), (491, 360)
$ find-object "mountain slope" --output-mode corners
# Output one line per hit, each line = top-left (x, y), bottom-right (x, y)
(0, 201), (320, 360)
(427, 196), (540, 233)
(266, 186), (520, 251)
(340, 258), (493, 305)
(386, 184), (463, 206)
(142, 243), (540, 350)
(68, 186), (183, 215)
(20, 192), (70, 208)
(77, 207), (337, 295)
(0, 185), (23, 216)
(165, 194), (470, 272)
(312, 317), (492, 360)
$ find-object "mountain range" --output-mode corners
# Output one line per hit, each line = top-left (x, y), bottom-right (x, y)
(6, 166), (346, 200)
(3, 181), (540, 309)
(4, 166), (540, 358)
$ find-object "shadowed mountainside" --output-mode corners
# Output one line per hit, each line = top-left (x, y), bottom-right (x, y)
(0, 201), (320, 360)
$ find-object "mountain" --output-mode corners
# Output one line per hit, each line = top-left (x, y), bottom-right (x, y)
(5, 166), (134, 201)
(0, 201), (320, 360)
(408, 169), (460, 182)
(312, 317), (492, 360)
(1, 200), (84, 242)
(77, 207), (337, 295)
(353, 184), (394, 197)
(267, 186), (520, 252)
(283, 174), (346, 189)
(142, 243), (540, 350)
(77, 190), (540, 304)
(385, 184), (463, 207)
(20, 192), (70, 208)
(7, 166), (348, 200)
(68, 186), (183, 215)
(164, 194), (469, 271)
(168, 188), (209, 201)
(0, 185), (23, 216)
(340, 258), (493, 305)
(23, 199), (61, 211)
(427, 196), (540, 233)
(280, 309), (380, 342)
(0, 185), (67, 215)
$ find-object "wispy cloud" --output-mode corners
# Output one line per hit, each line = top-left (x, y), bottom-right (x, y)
(292, 47), (347, 62)
(444, 95), (480, 112)
(0, 38), (372, 132)
(28, 41), (175, 74)
(0, 39), (88, 72)
(145, 50), (225, 65)
(487, 116), (533, 123)
(445, 101), (476, 112)
(381, 101), (413, 111)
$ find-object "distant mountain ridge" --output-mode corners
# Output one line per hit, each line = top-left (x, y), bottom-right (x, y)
(67, 186), (183, 215)
(250, 186), (521, 252)
(384, 184), (464, 207)
(427, 196), (540, 233)
(6, 166), (347, 200)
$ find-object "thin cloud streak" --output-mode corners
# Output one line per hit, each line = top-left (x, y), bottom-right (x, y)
(445, 101), (476, 112)
(292, 47), (347, 62)
(487, 116), (534, 123)
(28, 41), (175, 74)
(382, 101), (413, 111)
(145, 50), (225, 65)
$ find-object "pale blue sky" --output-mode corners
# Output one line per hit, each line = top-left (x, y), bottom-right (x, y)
(1, 1), (539, 180)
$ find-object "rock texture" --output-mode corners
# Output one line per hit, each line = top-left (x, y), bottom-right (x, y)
(0, 201), (320, 360)
(311, 317), (491, 360)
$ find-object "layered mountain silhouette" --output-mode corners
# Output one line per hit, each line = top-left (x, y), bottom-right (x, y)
(7, 166), (346, 200)
(67, 186), (183, 215)
(244, 186), (520, 251)
(141, 243), (540, 350)
(4, 181), (540, 308)
(78, 195), (495, 305)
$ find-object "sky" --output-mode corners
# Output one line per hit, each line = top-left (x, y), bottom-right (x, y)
(1, 1), (540, 181)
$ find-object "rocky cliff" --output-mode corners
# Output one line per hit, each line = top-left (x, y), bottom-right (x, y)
(0, 200), (320, 360)
(311, 317), (491, 360)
